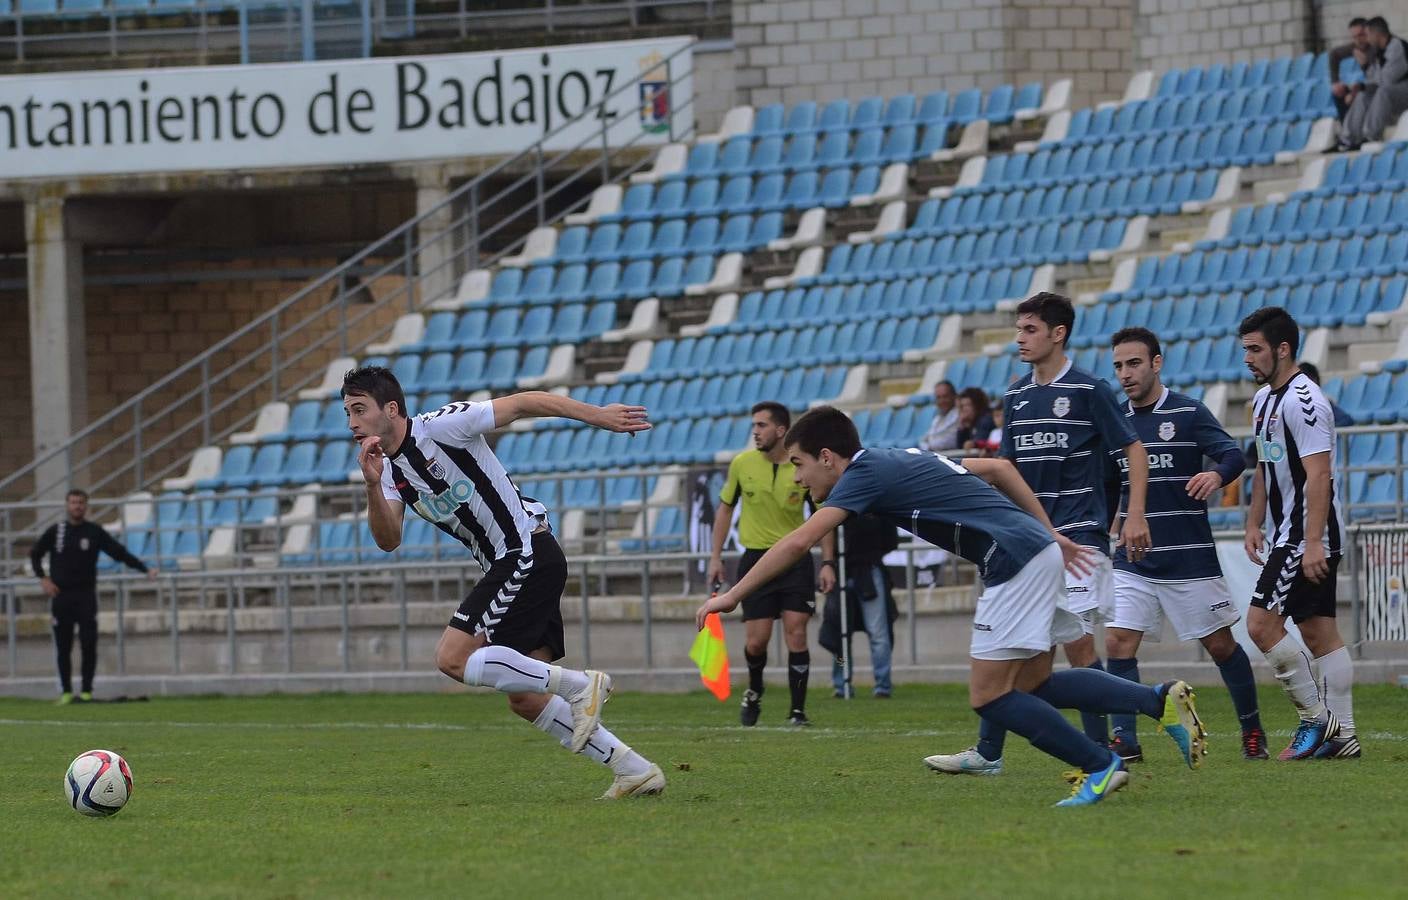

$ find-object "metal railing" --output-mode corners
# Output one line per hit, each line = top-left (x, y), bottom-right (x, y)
(0, 541), (970, 682)
(1, 38), (696, 525)
(0, 0), (725, 65)
(6, 422), (1407, 682)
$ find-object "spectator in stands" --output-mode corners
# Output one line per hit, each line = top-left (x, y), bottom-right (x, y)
(1329, 17), (1374, 121)
(917, 380), (960, 451)
(980, 394), (1005, 454)
(1298, 361), (1355, 427)
(956, 387), (996, 451)
(29, 489), (156, 704)
(1340, 16), (1408, 150)
(819, 512), (900, 699)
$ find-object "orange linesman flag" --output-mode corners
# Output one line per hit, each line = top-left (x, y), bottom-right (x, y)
(689, 612), (731, 701)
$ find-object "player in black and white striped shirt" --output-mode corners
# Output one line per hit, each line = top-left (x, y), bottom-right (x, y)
(343, 366), (667, 797)
(1240, 307), (1358, 760)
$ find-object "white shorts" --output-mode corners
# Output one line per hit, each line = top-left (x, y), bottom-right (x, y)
(1109, 570), (1241, 643)
(971, 543), (1086, 661)
(1063, 552), (1114, 633)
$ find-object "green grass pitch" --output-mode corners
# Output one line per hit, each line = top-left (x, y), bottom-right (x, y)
(2, 684), (1406, 898)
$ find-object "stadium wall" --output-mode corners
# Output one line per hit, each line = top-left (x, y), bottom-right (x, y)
(730, 0), (1135, 110)
(694, 43), (740, 133)
(1135, 0), (1408, 72)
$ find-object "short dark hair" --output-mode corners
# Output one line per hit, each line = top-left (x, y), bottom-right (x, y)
(66, 488), (89, 501)
(1015, 291), (1076, 346)
(935, 380), (956, 394)
(1350, 16), (1368, 28)
(784, 405), (862, 459)
(751, 400), (791, 428)
(1110, 326), (1162, 360)
(1299, 361), (1322, 384)
(1367, 15), (1389, 34)
(341, 365), (408, 417)
(1238, 306), (1300, 358)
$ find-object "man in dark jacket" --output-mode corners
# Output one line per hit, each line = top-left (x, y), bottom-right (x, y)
(820, 512), (900, 698)
(29, 490), (155, 703)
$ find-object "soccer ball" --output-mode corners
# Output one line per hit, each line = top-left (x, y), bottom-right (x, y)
(64, 750), (133, 817)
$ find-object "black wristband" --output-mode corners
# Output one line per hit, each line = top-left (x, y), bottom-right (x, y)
(820, 560), (837, 569)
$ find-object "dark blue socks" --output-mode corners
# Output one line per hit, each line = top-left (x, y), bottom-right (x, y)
(1216, 644), (1262, 733)
(976, 691), (1113, 774)
(1106, 656), (1142, 742)
(1078, 660), (1111, 744)
(976, 715), (1006, 762)
(1031, 665), (1163, 718)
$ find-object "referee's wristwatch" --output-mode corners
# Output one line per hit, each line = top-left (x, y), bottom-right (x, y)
(820, 560), (837, 570)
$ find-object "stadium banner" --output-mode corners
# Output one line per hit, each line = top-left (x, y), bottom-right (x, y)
(0, 36), (694, 179)
(1354, 526), (1408, 640)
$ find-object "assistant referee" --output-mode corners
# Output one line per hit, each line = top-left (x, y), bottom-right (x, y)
(708, 401), (834, 727)
(29, 489), (155, 703)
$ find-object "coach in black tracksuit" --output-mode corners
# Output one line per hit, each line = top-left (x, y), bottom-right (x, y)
(29, 490), (154, 702)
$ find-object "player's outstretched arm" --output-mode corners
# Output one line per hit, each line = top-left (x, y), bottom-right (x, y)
(491, 391), (650, 433)
(696, 506), (849, 630)
(964, 457), (1095, 576)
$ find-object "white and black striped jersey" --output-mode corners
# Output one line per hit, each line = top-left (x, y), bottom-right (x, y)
(379, 401), (547, 570)
(1251, 372), (1346, 555)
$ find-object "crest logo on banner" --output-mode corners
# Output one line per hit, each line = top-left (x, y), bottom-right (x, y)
(1159, 421), (1176, 441)
(638, 51), (671, 134)
(1052, 396), (1070, 418)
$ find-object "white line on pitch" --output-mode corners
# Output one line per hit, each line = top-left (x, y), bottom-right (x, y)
(1, 718), (1405, 743)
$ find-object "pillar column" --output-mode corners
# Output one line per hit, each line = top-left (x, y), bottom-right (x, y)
(414, 166), (458, 307)
(25, 188), (87, 500)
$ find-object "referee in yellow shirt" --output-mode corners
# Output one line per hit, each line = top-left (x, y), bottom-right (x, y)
(708, 401), (835, 726)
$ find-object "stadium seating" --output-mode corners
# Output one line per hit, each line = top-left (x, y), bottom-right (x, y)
(123, 49), (1408, 569)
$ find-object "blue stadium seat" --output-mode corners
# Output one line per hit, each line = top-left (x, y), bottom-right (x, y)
(1014, 82), (1042, 116)
(751, 104), (784, 136)
(196, 445), (253, 490)
(774, 133), (817, 173)
(313, 442), (353, 483)
(850, 96), (884, 132)
(817, 99), (851, 133)
(663, 142), (719, 183)
(983, 84), (1015, 124)
(601, 183), (653, 223)
(408, 352), (453, 392)
(780, 101), (818, 136)
(278, 400), (323, 442)
(949, 88), (982, 124)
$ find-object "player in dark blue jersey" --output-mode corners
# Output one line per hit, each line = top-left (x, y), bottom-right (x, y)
(695, 406), (1206, 807)
(1104, 328), (1267, 761)
(929, 292), (1153, 775)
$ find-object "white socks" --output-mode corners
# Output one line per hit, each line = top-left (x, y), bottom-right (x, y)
(1315, 646), (1356, 737)
(532, 696), (652, 777)
(463, 646), (651, 777)
(1264, 635), (1326, 722)
(462, 646), (587, 697)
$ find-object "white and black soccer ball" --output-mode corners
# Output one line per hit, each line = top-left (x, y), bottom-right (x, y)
(64, 750), (133, 817)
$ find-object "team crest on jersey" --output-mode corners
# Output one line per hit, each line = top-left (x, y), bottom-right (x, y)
(1052, 396), (1070, 418)
(79, 538), (90, 551)
(1158, 421), (1176, 441)
(428, 458), (446, 481)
